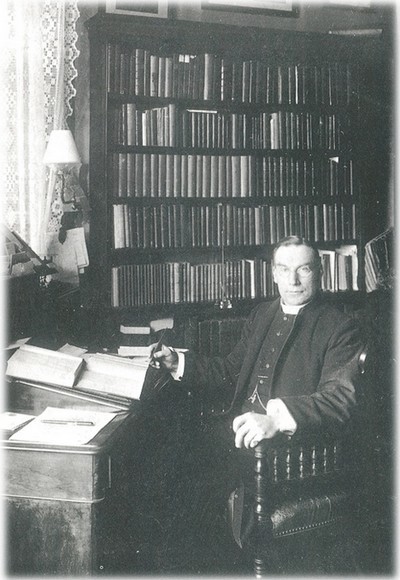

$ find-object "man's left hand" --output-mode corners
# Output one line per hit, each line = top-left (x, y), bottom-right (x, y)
(232, 411), (279, 449)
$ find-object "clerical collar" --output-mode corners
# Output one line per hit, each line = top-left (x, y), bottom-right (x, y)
(280, 300), (309, 315)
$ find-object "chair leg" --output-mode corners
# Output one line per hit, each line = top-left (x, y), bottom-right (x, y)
(253, 445), (273, 577)
(254, 552), (267, 578)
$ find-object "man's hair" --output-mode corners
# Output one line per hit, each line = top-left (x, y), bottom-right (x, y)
(272, 236), (321, 265)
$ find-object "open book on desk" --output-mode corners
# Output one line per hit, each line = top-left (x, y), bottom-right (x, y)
(6, 345), (151, 401)
(9, 406), (118, 446)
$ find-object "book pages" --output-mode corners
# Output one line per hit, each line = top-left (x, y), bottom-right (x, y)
(6, 345), (84, 388)
(78, 353), (148, 399)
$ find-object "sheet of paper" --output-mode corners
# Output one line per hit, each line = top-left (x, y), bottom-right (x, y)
(58, 343), (88, 356)
(68, 227), (89, 268)
(5, 337), (31, 351)
(46, 227), (89, 284)
(9, 406), (118, 446)
(0, 412), (35, 432)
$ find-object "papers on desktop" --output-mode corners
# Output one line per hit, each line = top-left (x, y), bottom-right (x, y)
(9, 406), (118, 446)
(0, 412), (35, 433)
(5, 337), (31, 351)
(58, 343), (88, 357)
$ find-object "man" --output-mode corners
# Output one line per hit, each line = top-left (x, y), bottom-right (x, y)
(153, 236), (363, 444)
(149, 236), (364, 571)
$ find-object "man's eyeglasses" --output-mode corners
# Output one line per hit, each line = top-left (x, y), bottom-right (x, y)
(274, 264), (316, 279)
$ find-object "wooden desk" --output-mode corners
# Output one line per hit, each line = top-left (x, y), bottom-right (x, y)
(3, 380), (140, 575)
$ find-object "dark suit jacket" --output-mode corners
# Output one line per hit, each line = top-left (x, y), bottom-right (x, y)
(181, 294), (364, 437)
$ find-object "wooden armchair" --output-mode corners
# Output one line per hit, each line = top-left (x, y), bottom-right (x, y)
(248, 434), (361, 576)
(243, 349), (370, 577)
(145, 346), (374, 576)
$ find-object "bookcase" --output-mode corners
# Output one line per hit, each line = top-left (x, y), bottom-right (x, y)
(85, 12), (378, 348)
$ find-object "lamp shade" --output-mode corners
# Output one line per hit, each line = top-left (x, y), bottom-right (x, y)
(43, 129), (81, 169)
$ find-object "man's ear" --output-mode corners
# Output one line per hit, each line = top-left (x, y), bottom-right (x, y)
(272, 265), (278, 284)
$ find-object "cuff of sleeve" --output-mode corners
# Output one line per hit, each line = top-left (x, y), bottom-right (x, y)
(266, 398), (297, 436)
(170, 350), (185, 381)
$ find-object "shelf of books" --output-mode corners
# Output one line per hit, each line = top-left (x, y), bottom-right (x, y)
(87, 14), (364, 324)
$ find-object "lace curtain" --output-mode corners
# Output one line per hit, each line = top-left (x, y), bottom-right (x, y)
(4, 0), (80, 254)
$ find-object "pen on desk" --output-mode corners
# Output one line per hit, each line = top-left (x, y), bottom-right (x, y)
(40, 419), (95, 426)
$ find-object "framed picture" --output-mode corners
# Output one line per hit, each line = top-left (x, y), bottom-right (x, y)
(104, 0), (168, 18)
(202, 0), (298, 16)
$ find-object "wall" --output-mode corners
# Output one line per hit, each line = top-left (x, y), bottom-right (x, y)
(171, 0), (392, 33)
(73, 0), (395, 231)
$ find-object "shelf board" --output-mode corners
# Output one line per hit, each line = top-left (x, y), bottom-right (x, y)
(109, 145), (353, 158)
(109, 240), (359, 264)
(107, 93), (357, 114)
(109, 195), (357, 206)
(103, 289), (365, 314)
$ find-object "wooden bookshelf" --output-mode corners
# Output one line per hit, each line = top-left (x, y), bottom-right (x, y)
(85, 12), (381, 336)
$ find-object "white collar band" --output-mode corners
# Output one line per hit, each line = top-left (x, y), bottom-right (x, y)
(280, 300), (309, 315)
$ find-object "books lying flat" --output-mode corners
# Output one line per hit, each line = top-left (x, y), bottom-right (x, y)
(119, 334), (152, 346)
(120, 324), (151, 335)
(150, 317), (174, 332)
(6, 344), (84, 388)
(78, 353), (148, 400)
(9, 406), (118, 446)
(117, 345), (152, 357)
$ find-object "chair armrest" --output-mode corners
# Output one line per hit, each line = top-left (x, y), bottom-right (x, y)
(252, 434), (356, 551)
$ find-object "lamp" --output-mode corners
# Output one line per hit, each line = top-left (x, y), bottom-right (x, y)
(43, 129), (81, 208)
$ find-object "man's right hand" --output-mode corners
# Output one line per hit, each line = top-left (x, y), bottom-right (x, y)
(150, 344), (179, 373)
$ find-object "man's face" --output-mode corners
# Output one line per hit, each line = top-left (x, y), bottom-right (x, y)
(272, 245), (321, 306)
